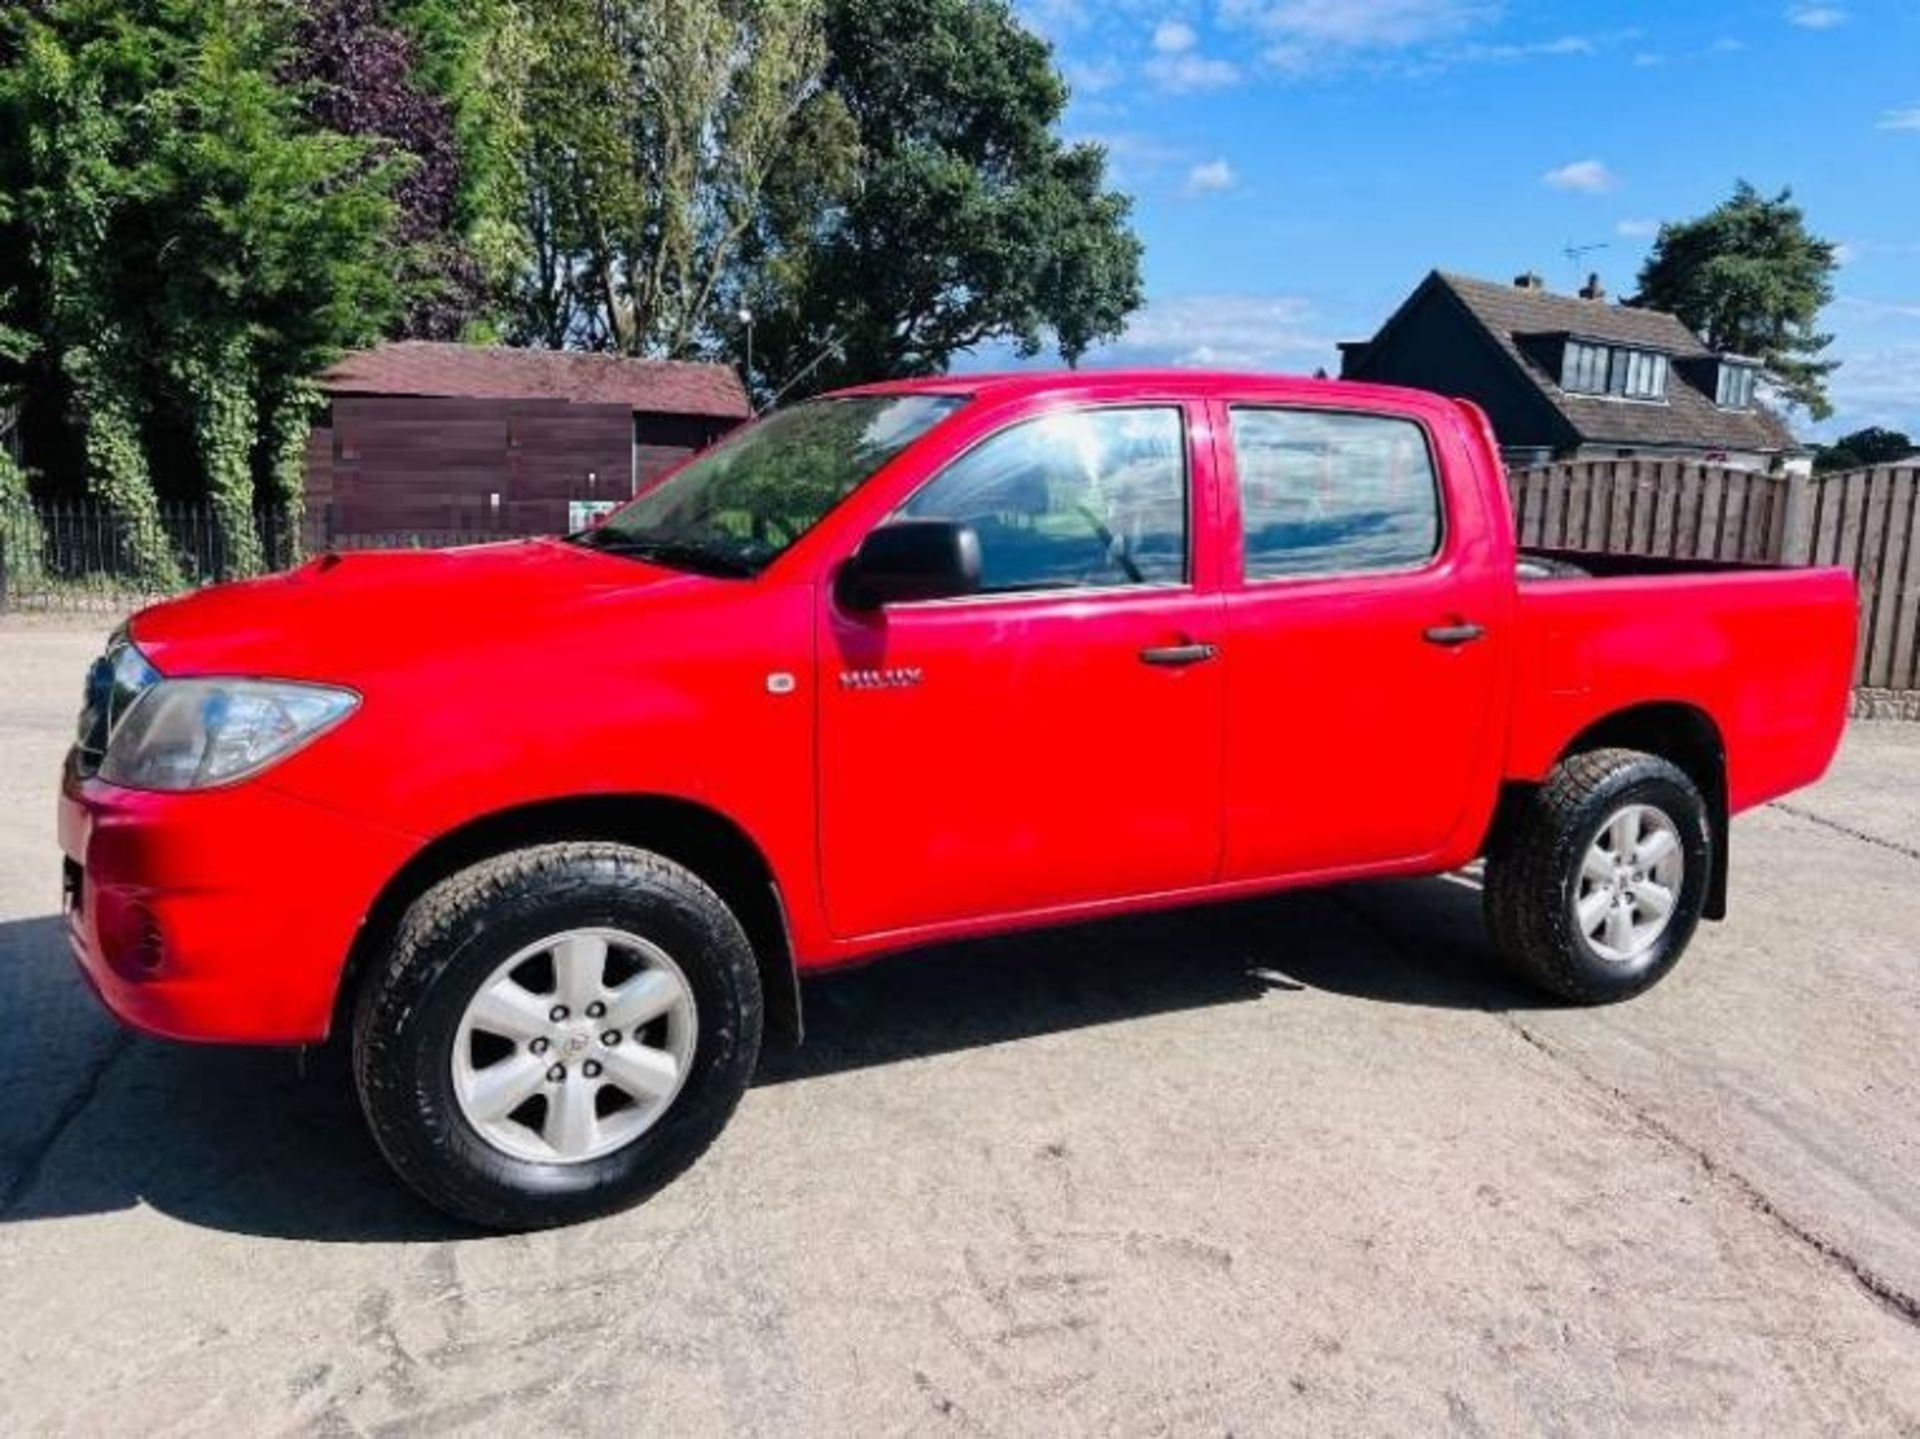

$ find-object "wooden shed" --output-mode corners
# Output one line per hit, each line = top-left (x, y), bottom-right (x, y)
(307, 342), (750, 546)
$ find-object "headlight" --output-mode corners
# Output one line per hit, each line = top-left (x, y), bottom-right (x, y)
(99, 679), (358, 791)
(76, 629), (160, 769)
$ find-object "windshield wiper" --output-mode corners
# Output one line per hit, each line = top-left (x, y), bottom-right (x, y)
(572, 531), (759, 578)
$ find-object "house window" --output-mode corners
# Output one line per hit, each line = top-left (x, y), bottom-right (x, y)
(1562, 342), (1668, 399)
(1608, 349), (1667, 400)
(1562, 341), (1609, 394)
(1716, 363), (1757, 410)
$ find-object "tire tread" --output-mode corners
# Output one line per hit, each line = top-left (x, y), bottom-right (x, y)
(1484, 747), (1706, 1005)
(352, 842), (761, 1229)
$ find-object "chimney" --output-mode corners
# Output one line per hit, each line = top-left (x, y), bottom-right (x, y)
(1579, 272), (1607, 301)
(1514, 272), (1545, 291)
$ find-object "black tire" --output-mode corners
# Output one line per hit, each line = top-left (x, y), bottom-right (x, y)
(1517, 554), (1591, 581)
(1484, 748), (1711, 1004)
(353, 842), (763, 1229)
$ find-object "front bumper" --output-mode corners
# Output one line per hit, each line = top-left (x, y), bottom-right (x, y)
(58, 754), (418, 1044)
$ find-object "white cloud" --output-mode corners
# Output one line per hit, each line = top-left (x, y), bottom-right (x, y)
(1185, 158), (1238, 194)
(1710, 36), (1747, 51)
(1838, 296), (1920, 322)
(1631, 51), (1666, 67)
(1816, 345), (1920, 437)
(1076, 130), (1192, 187)
(1222, 0), (1494, 50)
(1877, 106), (1920, 131)
(1144, 50), (1243, 91)
(1064, 57), (1127, 94)
(1785, 4), (1847, 29)
(1016, 0), (1090, 39)
(1093, 293), (1336, 371)
(1446, 34), (1597, 63)
(1616, 218), (1659, 238)
(1542, 159), (1619, 194)
(1218, 0), (1507, 73)
(1151, 18), (1197, 52)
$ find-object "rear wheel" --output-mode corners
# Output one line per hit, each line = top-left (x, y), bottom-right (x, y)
(1484, 748), (1711, 1003)
(353, 842), (762, 1229)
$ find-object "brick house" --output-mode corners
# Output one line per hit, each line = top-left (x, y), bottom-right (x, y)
(1339, 271), (1807, 473)
(308, 342), (749, 544)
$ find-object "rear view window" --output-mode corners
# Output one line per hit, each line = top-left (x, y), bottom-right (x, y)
(1229, 409), (1441, 580)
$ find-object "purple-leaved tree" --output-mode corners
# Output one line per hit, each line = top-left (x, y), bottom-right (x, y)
(283, 0), (478, 339)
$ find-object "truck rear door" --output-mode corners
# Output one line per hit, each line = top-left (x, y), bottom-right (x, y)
(1212, 398), (1508, 881)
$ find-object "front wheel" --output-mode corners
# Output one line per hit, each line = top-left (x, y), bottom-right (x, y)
(1484, 748), (1711, 1004)
(353, 842), (763, 1229)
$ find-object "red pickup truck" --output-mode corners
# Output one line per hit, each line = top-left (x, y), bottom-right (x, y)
(60, 372), (1854, 1227)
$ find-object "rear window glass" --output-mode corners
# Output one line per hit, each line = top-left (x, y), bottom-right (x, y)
(1229, 408), (1442, 580)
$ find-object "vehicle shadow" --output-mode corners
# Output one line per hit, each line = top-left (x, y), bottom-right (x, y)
(0, 876), (1545, 1242)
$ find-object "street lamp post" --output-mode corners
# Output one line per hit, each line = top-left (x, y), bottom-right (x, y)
(737, 308), (754, 411)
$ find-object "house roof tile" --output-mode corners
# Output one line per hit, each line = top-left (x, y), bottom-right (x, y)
(1434, 273), (1798, 454)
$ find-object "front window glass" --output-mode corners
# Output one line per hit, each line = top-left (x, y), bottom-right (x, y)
(1230, 408), (1441, 580)
(575, 394), (965, 574)
(895, 407), (1188, 592)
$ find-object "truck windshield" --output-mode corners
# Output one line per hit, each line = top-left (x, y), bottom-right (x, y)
(572, 393), (968, 576)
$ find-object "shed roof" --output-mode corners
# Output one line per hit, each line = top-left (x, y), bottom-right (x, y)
(320, 341), (750, 419)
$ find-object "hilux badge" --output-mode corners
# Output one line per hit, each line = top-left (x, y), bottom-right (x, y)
(838, 667), (923, 691)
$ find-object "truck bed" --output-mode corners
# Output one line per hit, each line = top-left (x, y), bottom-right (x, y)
(1506, 554), (1857, 815)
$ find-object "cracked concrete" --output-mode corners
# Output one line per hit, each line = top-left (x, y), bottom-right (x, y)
(3, 615), (1919, 1434)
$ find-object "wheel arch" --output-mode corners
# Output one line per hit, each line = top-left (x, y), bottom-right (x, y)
(1496, 701), (1731, 920)
(330, 794), (802, 1047)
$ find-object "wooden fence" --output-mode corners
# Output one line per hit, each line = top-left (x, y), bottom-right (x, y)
(1509, 459), (1920, 696)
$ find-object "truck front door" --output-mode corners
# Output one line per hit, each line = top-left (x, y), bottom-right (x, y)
(817, 403), (1225, 939)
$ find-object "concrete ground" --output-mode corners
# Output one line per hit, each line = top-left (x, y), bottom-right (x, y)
(2, 615), (1917, 1436)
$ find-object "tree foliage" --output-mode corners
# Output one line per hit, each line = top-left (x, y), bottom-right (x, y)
(0, 0), (404, 576)
(743, 0), (1142, 397)
(0, 0), (1142, 572)
(1632, 182), (1839, 420)
(282, 0), (477, 340)
(501, 0), (855, 357)
(497, 0), (1142, 396)
(1813, 426), (1916, 474)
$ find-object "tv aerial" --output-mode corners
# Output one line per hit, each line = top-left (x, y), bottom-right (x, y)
(1564, 240), (1610, 285)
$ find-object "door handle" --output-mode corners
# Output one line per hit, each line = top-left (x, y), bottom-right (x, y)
(1424, 622), (1486, 647)
(1139, 642), (1219, 667)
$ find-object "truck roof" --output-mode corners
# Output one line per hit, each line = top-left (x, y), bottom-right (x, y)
(828, 369), (1460, 412)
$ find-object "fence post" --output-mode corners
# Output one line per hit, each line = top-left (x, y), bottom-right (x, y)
(1776, 471), (1815, 566)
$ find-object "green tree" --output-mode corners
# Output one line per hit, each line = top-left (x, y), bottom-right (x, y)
(1813, 426), (1916, 474)
(391, 0), (527, 335)
(492, 0), (1142, 397)
(1632, 182), (1839, 420)
(743, 0), (1141, 398)
(501, 0), (854, 356)
(0, 0), (405, 580)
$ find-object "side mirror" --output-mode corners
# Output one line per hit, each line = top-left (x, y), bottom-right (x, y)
(837, 520), (983, 610)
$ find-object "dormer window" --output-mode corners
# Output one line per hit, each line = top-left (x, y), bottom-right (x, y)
(1610, 349), (1667, 400)
(1563, 341), (1609, 393)
(1559, 340), (1667, 400)
(1716, 362), (1758, 410)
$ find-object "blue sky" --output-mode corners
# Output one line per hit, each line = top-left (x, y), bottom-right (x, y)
(986, 0), (1920, 441)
